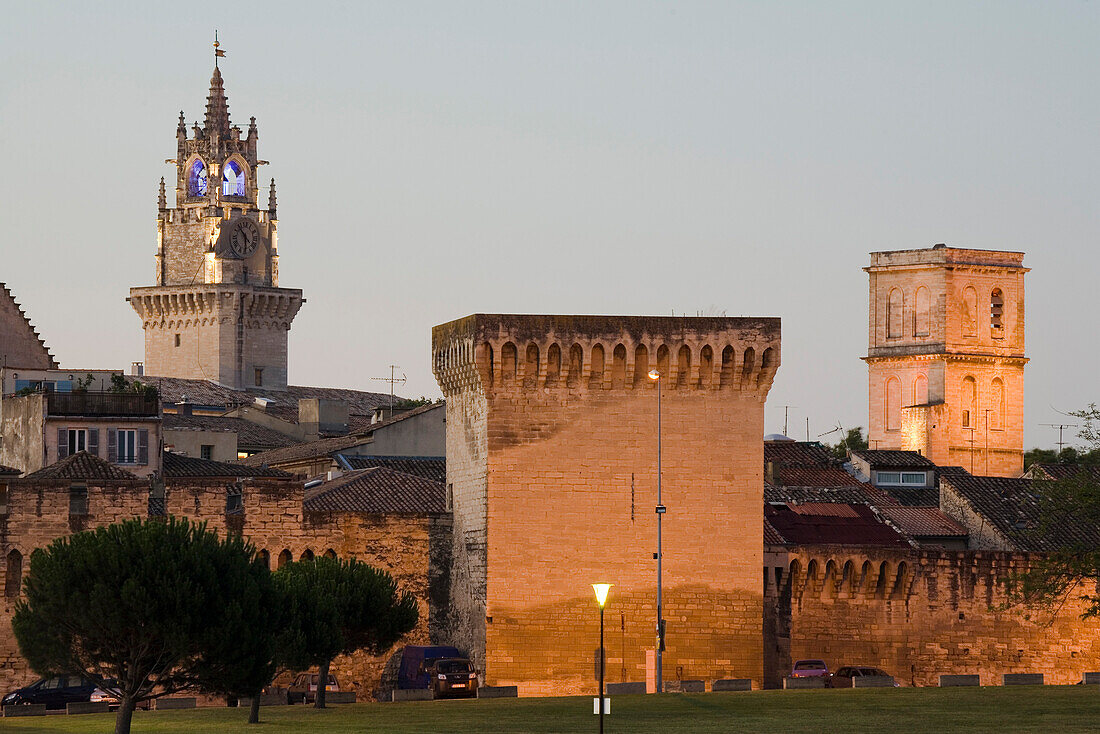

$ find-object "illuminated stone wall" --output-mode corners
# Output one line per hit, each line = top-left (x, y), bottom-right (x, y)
(434, 314), (780, 694)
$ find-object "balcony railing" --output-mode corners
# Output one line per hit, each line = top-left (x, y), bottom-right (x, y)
(46, 391), (159, 418)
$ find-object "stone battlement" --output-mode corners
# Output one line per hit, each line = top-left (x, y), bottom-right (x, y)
(129, 286), (303, 329)
(433, 314), (781, 398)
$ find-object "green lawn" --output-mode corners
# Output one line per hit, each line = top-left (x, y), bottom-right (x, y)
(3, 687), (1098, 734)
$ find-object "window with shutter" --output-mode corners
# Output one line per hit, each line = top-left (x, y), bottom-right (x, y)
(87, 429), (99, 458)
(107, 429), (117, 463)
(57, 428), (68, 460)
(137, 429), (149, 465)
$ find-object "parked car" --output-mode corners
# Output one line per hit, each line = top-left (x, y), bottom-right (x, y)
(429, 658), (479, 699)
(287, 672), (339, 704)
(2, 675), (101, 709)
(830, 666), (899, 687)
(790, 659), (830, 678)
(397, 645), (466, 690)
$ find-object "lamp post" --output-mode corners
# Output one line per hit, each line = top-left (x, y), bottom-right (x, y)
(593, 583), (612, 734)
(647, 368), (665, 693)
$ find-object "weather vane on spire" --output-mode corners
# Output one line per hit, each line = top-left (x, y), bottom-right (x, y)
(214, 31), (225, 67)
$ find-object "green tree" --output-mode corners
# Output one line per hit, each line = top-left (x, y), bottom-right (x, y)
(1011, 405), (1100, 618)
(830, 427), (868, 461)
(274, 557), (419, 708)
(12, 518), (277, 734)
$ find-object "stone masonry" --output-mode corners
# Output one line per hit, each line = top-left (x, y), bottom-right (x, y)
(433, 314), (781, 694)
(765, 547), (1100, 688)
(0, 474), (447, 699)
(865, 246), (1027, 477)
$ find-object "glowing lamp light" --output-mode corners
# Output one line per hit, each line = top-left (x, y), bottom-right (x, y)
(648, 369), (660, 381)
(592, 583), (612, 608)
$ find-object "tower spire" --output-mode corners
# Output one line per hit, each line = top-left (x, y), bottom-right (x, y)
(204, 38), (231, 138)
(158, 177), (167, 210)
(268, 178), (277, 215)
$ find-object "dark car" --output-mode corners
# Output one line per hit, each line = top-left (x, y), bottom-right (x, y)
(287, 672), (339, 704)
(790, 659), (829, 678)
(830, 666), (899, 687)
(429, 658), (479, 699)
(2, 675), (101, 709)
(398, 645), (466, 690)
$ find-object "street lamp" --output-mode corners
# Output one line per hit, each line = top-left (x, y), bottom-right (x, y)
(647, 368), (665, 693)
(593, 583), (612, 734)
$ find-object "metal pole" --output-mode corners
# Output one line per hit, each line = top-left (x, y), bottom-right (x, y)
(655, 374), (663, 694)
(599, 604), (605, 734)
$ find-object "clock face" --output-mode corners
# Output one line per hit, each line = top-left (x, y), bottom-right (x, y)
(230, 218), (260, 258)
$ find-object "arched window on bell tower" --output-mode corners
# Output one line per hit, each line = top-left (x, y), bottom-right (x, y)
(187, 159), (208, 196)
(222, 160), (246, 197)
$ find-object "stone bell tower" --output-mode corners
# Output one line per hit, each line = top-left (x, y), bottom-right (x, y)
(864, 245), (1027, 477)
(129, 42), (303, 391)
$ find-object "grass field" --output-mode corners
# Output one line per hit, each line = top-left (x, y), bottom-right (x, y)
(3, 687), (1099, 734)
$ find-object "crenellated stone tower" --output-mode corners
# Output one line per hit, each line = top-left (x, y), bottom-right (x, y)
(864, 245), (1027, 476)
(129, 48), (303, 391)
(432, 314), (781, 694)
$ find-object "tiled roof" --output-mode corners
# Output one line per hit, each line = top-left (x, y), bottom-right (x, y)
(144, 376), (399, 419)
(765, 484), (899, 506)
(764, 441), (871, 489)
(877, 486), (940, 507)
(1029, 464), (1100, 482)
(0, 463), (21, 477)
(23, 451), (138, 481)
(336, 455), (446, 483)
(764, 502), (910, 547)
(878, 506), (969, 538)
(941, 475), (1100, 552)
(770, 465), (866, 488)
(303, 467), (446, 514)
(239, 433), (372, 467)
(764, 442), (837, 466)
(849, 449), (936, 468)
(161, 451), (293, 479)
(763, 516), (786, 545)
(162, 414), (300, 451)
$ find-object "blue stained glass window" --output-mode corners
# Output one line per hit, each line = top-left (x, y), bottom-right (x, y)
(222, 160), (245, 197)
(188, 159), (208, 196)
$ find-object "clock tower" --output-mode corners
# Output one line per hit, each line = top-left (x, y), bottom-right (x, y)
(129, 46), (304, 391)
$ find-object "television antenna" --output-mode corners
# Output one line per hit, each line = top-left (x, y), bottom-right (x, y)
(371, 365), (407, 420)
(1040, 423), (1078, 454)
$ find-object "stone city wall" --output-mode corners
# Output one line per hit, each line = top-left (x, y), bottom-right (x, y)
(0, 477), (443, 699)
(765, 546), (1100, 688)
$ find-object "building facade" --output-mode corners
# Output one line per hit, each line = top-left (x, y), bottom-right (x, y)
(433, 314), (781, 694)
(864, 245), (1027, 477)
(129, 55), (303, 391)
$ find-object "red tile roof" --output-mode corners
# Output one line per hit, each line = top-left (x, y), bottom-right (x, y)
(162, 451), (293, 479)
(850, 449), (936, 468)
(764, 502), (910, 547)
(0, 463), (21, 477)
(303, 467), (446, 514)
(877, 506), (968, 538)
(23, 451), (138, 481)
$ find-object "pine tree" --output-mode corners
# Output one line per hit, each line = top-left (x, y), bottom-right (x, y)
(12, 518), (277, 734)
(274, 556), (419, 708)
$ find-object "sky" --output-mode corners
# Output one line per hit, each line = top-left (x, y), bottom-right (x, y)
(1, 1), (1097, 448)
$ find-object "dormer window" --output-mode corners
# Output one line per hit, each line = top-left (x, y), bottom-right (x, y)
(188, 159), (208, 196)
(222, 160), (246, 197)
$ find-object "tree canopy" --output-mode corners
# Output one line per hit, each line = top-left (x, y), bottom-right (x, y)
(274, 556), (419, 707)
(1011, 405), (1100, 618)
(829, 427), (868, 461)
(12, 518), (277, 734)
